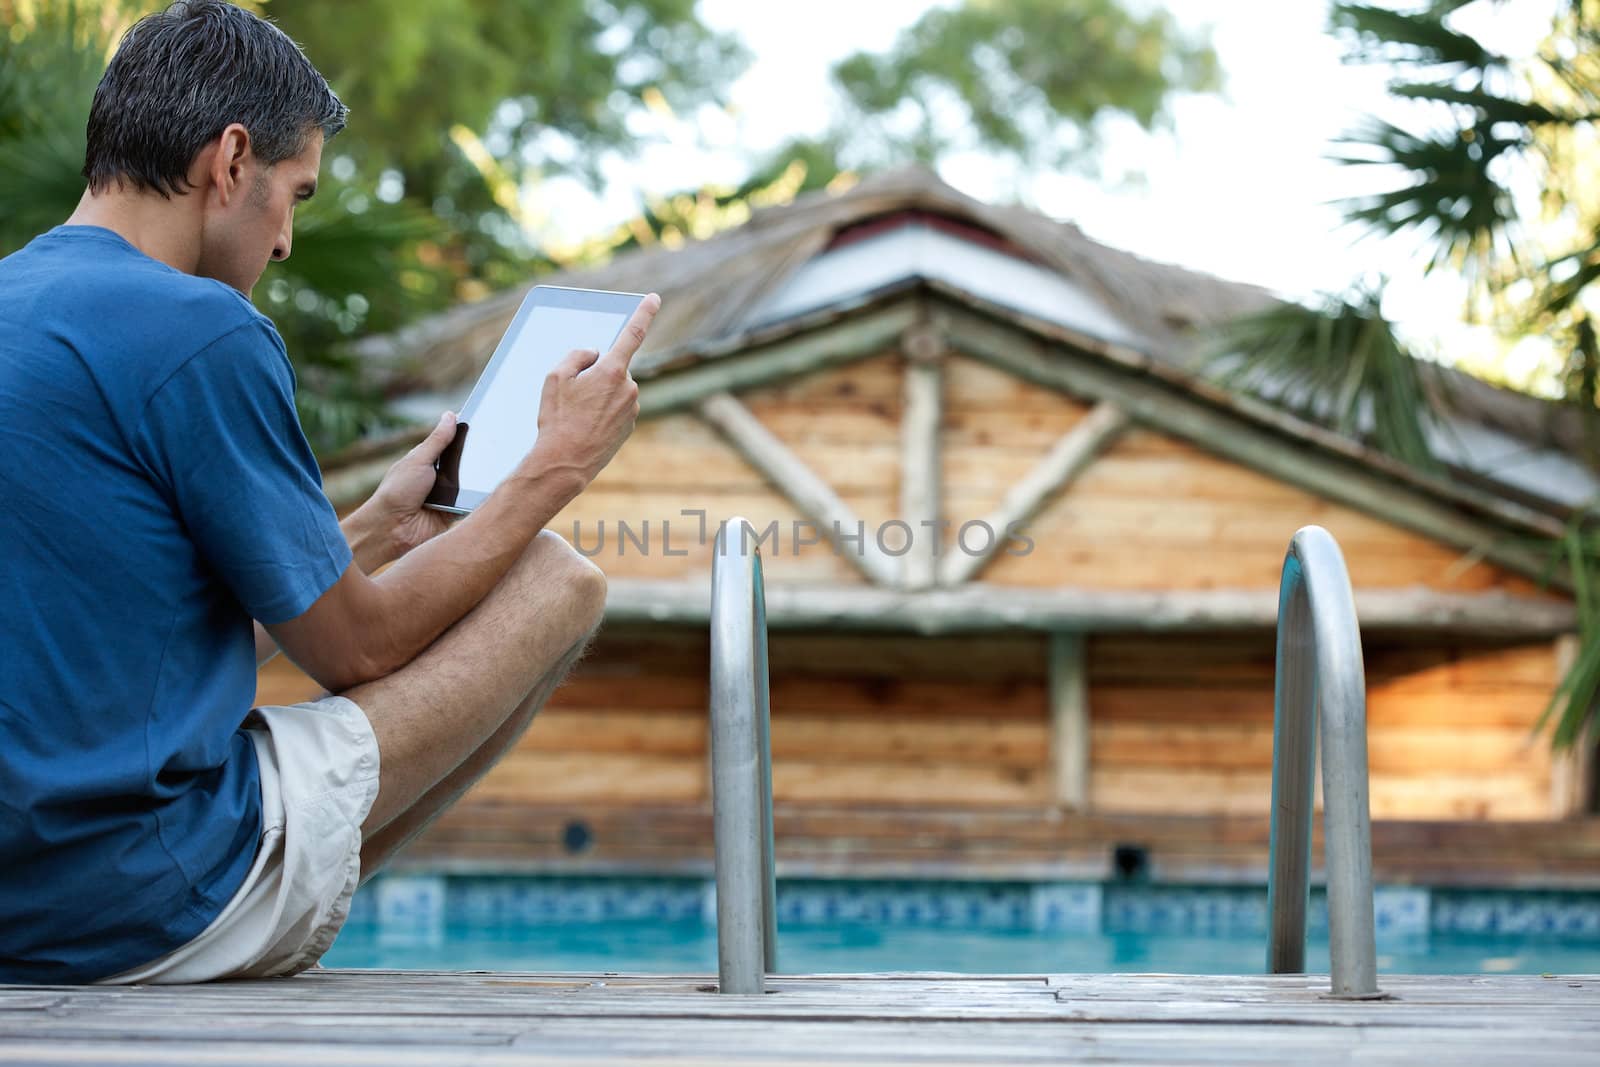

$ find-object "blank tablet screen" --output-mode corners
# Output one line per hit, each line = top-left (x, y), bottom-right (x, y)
(427, 286), (644, 512)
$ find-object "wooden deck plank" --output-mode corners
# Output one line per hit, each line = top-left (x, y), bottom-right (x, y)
(2, 972), (1597, 1066)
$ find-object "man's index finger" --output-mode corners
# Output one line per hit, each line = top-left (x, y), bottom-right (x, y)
(603, 292), (661, 371)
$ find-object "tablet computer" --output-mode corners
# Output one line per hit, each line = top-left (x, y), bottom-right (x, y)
(425, 285), (647, 514)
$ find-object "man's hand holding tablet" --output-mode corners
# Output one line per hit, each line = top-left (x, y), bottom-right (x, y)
(427, 286), (661, 514)
(352, 288), (659, 563)
(445, 288), (660, 548)
(520, 291), (659, 496)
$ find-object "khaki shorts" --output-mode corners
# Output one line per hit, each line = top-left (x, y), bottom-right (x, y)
(98, 695), (380, 984)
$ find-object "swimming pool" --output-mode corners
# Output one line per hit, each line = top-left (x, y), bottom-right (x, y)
(321, 876), (1600, 975)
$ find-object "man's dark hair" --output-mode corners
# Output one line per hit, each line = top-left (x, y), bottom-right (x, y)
(82, 0), (347, 197)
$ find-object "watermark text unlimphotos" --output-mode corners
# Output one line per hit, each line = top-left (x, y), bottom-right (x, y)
(567, 509), (1034, 558)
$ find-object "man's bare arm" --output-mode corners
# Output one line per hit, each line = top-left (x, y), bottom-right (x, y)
(252, 495), (422, 666)
(265, 460), (580, 691)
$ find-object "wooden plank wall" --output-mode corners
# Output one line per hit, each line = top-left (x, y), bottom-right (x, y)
(942, 353), (1096, 527)
(764, 631), (1049, 807)
(541, 411), (865, 588)
(261, 628), (1052, 808)
(936, 355), (1550, 596)
(1089, 636), (1561, 820)
(529, 348), (914, 587)
(739, 351), (904, 539)
(261, 628), (1052, 809)
(259, 627), (1565, 821)
(437, 628), (1052, 810)
(981, 418), (1553, 593)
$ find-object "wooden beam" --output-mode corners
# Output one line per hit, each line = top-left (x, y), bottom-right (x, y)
(603, 578), (1579, 636)
(696, 391), (900, 587)
(939, 302), (1571, 588)
(1049, 633), (1090, 812)
(940, 401), (1128, 586)
(1550, 634), (1597, 818)
(639, 297), (921, 416)
(899, 325), (944, 590)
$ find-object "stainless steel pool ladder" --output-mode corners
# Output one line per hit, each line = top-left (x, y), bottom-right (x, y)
(708, 517), (779, 995)
(1267, 525), (1383, 998)
(705, 517), (1377, 996)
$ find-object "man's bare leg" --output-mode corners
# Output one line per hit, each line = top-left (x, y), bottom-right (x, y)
(356, 631), (591, 880)
(343, 529), (607, 838)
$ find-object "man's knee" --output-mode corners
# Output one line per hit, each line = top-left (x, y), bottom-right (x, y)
(519, 529), (607, 636)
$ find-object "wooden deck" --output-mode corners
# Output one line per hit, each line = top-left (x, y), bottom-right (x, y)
(3, 970), (1596, 1065)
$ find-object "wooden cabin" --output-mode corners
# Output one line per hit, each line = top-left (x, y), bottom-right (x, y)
(263, 168), (1599, 887)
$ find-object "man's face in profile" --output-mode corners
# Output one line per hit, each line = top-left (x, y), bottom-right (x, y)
(197, 129), (324, 296)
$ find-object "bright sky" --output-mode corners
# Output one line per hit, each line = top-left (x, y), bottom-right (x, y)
(533, 0), (1561, 384)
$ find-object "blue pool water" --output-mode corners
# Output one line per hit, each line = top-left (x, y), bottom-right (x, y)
(320, 876), (1600, 975)
(324, 919), (1600, 976)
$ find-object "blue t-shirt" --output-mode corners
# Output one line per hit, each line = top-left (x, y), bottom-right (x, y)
(0, 226), (352, 983)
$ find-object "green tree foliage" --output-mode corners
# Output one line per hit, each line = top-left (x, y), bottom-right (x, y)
(261, 0), (747, 297)
(258, 0), (749, 447)
(1335, 1), (1600, 755)
(1210, 0), (1600, 753)
(1294, 0), (1600, 444)
(825, 0), (1220, 171)
(1332, 0), (1600, 371)
(0, 0), (745, 451)
(263, 0), (746, 182)
(594, 0), (1222, 264)
(0, 0), (116, 241)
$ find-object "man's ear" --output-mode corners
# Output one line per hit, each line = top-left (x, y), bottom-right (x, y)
(198, 122), (253, 206)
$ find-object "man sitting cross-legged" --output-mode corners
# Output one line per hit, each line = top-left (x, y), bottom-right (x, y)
(0, 0), (658, 984)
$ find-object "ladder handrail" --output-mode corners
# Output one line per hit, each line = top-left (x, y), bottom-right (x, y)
(708, 517), (779, 995)
(1266, 526), (1382, 998)
(708, 518), (1377, 994)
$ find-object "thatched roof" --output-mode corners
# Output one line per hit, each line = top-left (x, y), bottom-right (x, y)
(346, 166), (1593, 513)
(354, 166), (1275, 392)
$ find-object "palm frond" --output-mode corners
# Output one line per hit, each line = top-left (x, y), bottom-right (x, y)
(1331, 2), (1505, 71)
(290, 345), (408, 458)
(256, 189), (454, 454)
(1389, 82), (1591, 125)
(1203, 286), (1443, 471)
(0, 0), (121, 252)
(0, 124), (93, 248)
(1533, 239), (1600, 320)
(1333, 119), (1519, 281)
(263, 191), (448, 326)
(1535, 505), (1600, 751)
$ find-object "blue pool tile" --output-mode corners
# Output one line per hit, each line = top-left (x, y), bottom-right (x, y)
(374, 875), (446, 946)
(344, 887), (376, 928)
(1373, 888), (1430, 936)
(351, 874), (1600, 951)
(376, 875), (445, 926)
(1104, 887), (1276, 937)
(1429, 891), (1600, 942)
